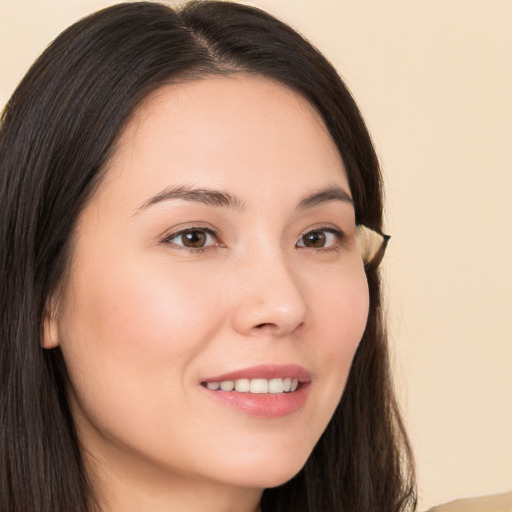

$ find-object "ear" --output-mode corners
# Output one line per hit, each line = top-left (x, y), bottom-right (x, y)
(42, 295), (60, 349)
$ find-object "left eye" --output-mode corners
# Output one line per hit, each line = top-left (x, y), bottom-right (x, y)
(165, 228), (217, 249)
(296, 229), (340, 249)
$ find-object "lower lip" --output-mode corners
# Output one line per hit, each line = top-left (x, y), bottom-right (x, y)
(201, 384), (310, 418)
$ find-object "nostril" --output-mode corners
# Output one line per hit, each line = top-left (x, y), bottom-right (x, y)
(255, 323), (275, 330)
(254, 320), (305, 335)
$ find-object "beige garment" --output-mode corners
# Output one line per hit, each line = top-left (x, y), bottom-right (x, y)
(427, 492), (512, 512)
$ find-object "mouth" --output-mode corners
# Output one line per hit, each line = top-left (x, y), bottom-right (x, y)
(199, 364), (311, 417)
(201, 377), (301, 394)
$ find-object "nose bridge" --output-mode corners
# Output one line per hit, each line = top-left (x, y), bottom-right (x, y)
(230, 242), (308, 337)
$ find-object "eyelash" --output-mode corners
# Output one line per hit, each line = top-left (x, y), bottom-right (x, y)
(160, 225), (346, 253)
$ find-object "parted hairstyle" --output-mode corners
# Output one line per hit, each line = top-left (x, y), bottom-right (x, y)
(0, 2), (416, 511)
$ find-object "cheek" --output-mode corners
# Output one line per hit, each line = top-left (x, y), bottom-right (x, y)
(62, 257), (220, 364)
(312, 262), (369, 358)
(57, 253), (224, 434)
(306, 264), (369, 419)
(56, 254), (234, 478)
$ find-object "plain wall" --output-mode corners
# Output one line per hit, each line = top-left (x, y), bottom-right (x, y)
(1, 1), (511, 510)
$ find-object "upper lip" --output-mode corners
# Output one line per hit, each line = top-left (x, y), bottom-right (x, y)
(201, 364), (311, 383)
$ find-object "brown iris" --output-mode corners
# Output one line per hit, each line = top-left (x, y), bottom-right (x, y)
(181, 230), (207, 248)
(301, 231), (326, 248)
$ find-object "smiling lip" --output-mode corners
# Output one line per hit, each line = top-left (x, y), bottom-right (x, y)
(202, 364), (311, 383)
(200, 364), (311, 418)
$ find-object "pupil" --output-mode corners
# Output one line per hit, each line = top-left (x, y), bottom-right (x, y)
(183, 230), (206, 248)
(304, 231), (325, 247)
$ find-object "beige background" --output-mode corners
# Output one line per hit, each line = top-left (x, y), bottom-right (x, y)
(1, 1), (511, 510)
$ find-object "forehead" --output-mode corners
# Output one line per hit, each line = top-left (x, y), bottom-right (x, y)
(102, 74), (350, 209)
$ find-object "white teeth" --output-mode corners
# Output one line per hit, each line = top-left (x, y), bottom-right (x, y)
(268, 378), (284, 393)
(219, 380), (234, 391)
(234, 379), (250, 392)
(205, 377), (301, 394)
(250, 379), (269, 394)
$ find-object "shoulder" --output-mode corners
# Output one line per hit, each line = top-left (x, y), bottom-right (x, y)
(426, 492), (512, 512)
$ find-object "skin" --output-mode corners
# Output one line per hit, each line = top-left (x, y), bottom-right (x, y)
(45, 74), (370, 512)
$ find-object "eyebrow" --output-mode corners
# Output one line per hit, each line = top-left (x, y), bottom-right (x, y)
(135, 183), (353, 214)
(136, 184), (247, 213)
(297, 186), (353, 209)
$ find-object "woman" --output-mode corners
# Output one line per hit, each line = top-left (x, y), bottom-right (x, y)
(0, 2), (415, 511)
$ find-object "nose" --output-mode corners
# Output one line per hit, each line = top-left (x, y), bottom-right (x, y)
(230, 251), (308, 338)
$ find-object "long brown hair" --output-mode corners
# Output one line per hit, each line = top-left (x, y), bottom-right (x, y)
(0, 2), (416, 511)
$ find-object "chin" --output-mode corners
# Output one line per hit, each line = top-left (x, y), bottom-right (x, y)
(216, 448), (311, 490)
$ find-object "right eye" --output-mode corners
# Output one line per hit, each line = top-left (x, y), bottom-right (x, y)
(162, 227), (218, 250)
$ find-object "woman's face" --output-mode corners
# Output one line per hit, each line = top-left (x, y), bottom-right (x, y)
(50, 75), (369, 499)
